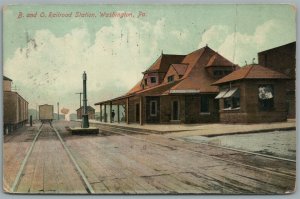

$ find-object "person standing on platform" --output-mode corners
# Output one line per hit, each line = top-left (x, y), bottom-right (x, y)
(111, 110), (115, 123)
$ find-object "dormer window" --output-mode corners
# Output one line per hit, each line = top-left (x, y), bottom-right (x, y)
(167, 75), (174, 82)
(144, 78), (148, 86)
(213, 69), (232, 78)
(150, 77), (157, 83)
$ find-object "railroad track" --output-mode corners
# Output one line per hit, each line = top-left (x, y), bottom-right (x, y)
(94, 123), (296, 178)
(10, 123), (94, 194)
(97, 124), (296, 162)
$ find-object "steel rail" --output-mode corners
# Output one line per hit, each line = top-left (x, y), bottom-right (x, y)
(11, 123), (95, 194)
(50, 125), (95, 194)
(97, 124), (296, 163)
(10, 123), (44, 193)
(96, 125), (296, 179)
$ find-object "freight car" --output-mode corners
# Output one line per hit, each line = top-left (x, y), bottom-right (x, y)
(3, 91), (29, 133)
(39, 104), (54, 124)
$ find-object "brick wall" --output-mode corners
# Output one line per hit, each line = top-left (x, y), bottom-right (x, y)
(219, 80), (287, 123)
(159, 95), (186, 123)
(3, 80), (12, 91)
(127, 96), (140, 123)
(258, 42), (295, 91)
(258, 42), (295, 118)
(145, 96), (160, 123)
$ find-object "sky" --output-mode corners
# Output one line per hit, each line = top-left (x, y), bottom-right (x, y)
(3, 4), (296, 113)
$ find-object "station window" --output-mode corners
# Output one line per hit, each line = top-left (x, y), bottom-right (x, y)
(150, 100), (157, 116)
(167, 75), (174, 82)
(200, 95), (209, 113)
(222, 88), (240, 110)
(150, 77), (157, 83)
(258, 85), (274, 111)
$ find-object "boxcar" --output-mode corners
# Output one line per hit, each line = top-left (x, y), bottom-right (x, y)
(39, 104), (54, 123)
(3, 91), (29, 133)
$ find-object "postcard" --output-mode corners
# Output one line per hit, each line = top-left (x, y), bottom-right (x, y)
(2, 4), (296, 194)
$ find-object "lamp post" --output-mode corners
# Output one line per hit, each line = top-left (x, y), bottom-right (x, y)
(82, 71), (89, 128)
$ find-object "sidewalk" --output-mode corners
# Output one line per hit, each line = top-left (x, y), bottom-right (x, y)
(88, 119), (296, 137)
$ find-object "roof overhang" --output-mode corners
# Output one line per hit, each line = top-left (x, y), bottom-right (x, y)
(169, 89), (200, 94)
(94, 94), (135, 105)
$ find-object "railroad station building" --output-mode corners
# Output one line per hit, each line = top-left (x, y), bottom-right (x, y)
(3, 76), (29, 133)
(212, 64), (290, 123)
(95, 45), (239, 125)
(76, 106), (95, 120)
(258, 42), (296, 118)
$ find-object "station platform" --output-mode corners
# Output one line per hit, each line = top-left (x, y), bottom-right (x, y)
(81, 119), (296, 138)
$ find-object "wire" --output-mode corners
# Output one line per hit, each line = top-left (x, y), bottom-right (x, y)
(232, 4), (238, 70)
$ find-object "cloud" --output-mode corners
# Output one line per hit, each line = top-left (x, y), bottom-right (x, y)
(171, 29), (189, 40)
(4, 18), (167, 112)
(218, 20), (278, 65)
(198, 20), (288, 66)
(198, 25), (229, 49)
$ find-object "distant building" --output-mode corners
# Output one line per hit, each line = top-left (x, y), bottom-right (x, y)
(95, 45), (239, 124)
(258, 42), (296, 118)
(212, 65), (290, 123)
(76, 106), (95, 120)
(3, 76), (12, 91)
(3, 76), (28, 133)
(69, 113), (78, 121)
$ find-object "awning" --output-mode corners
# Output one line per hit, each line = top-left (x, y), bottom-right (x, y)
(215, 89), (229, 99)
(223, 87), (239, 98)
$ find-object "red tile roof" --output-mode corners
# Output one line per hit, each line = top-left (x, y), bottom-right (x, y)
(95, 45), (238, 105)
(212, 64), (290, 85)
(143, 54), (185, 73)
(126, 80), (142, 95)
(170, 46), (236, 93)
(205, 53), (236, 67)
(171, 64), (188, 76)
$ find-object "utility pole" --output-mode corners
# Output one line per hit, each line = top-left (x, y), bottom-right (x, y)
(75, 92), (83, 109)
(36, 103), (38, 120)
(57, 102), (59, 120)
(82, 71), (89, 128)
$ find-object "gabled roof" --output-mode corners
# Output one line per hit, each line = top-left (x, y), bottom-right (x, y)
(212, 64), (290, 85)
(143, 54), (185, 73)
(170, 46), (236, 93)
(3, 76), (12, 81)
(205, 53), (236, 67)
(171, 64), (188, 76)
(95, 45), (238, 105)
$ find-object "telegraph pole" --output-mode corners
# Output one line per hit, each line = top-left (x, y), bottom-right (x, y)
(57, 102), (59, 120)
(36, 103), (38, 120)
(75, 92), (83, 109)
(82, 71), (89, 128)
